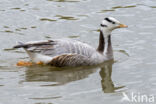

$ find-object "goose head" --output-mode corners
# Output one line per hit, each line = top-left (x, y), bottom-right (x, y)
(100, 17), (128, 37)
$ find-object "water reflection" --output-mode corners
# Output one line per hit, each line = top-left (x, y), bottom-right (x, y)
(24, 66), (97, 86)
(99, 61), (124, 93)
(23, 61), (124, 93)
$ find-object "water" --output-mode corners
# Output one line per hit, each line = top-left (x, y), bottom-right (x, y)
(0, 0), (156, 104)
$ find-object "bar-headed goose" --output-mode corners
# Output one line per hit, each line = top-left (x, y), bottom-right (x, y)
(13, 17), (127, 67)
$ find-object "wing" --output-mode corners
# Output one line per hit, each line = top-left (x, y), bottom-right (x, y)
(48, 54), (94, 67)
(15, 39), (97, 58)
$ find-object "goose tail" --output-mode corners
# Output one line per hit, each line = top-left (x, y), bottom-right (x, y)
(13, 41), (27, 48)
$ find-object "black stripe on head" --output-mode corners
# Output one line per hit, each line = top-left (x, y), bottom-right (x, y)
(104, 18), (115, 24)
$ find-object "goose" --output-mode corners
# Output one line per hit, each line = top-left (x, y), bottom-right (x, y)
(13, 17), (127, 67)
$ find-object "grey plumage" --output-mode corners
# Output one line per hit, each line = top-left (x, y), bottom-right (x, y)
(13, 39), (106, 66)
(23, 39), (96, 58)
(13, 17), (127, 67)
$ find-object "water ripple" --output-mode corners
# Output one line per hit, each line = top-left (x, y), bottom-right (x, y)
(68, 35), (80, 38)
(40, 18), (57, 22)
(29, 96), (62, 100)
(55, 15), (78, 20)
(150, 6), (156, 8)
(112, 5), (136, 9)
(11, 8), (21, 10)
(98, 5), (136, 14)
(47, 0), (81, 2)
(98, 9), (115, 13)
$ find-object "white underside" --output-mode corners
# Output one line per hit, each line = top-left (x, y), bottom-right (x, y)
(25, 50), (52, 64)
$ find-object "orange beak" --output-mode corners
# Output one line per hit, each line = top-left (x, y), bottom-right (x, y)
(118, 24), (128, 28)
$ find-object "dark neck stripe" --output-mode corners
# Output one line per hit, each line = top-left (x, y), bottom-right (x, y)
(97, 30), (105, 53)
(106, 35), (112, 54)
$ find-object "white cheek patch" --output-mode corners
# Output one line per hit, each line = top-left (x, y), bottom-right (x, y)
(101, 20), (109, 26)
(100, 28), (111, 37)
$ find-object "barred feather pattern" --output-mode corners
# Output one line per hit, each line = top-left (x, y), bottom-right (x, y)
(49, 54), (93, 67)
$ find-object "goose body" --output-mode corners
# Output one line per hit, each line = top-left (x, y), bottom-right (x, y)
(13, 17), (127, 67)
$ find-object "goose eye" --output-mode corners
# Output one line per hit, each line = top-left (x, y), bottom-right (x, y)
(112, 22), (115, 24)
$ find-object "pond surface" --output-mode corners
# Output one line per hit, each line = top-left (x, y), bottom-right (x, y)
(0, 0), (156, 104)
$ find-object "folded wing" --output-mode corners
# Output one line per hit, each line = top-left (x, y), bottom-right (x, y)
(14, 39), (96, 58)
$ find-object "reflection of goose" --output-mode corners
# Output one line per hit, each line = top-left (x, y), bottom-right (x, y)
(99, 61), (124, 93)
(13, 17), (127, 67)
(24, 66), (97, 85)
